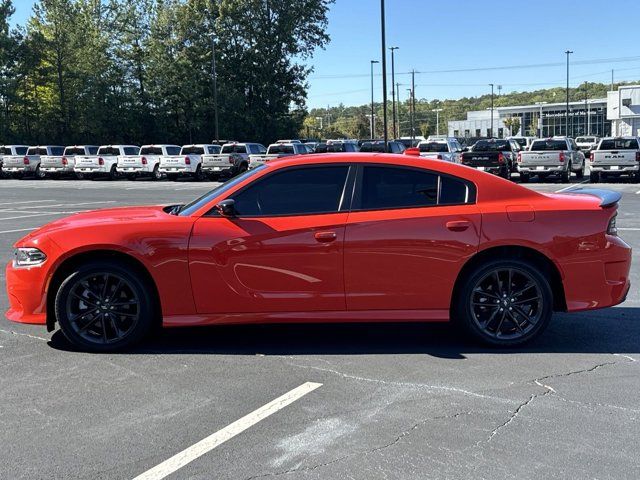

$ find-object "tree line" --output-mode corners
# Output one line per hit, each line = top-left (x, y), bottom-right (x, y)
(304, 81), (633, 140)
(0, 0), (333, 146)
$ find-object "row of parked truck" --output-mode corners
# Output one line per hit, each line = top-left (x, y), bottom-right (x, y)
(1, 136), (639, 183)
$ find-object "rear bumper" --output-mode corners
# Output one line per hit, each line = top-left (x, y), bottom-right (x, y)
(518, 164), (567, 174)
(41, 165), (74, 173)
(117, 165), (153, 174)
(202, 164), (234, 174)
(590, 164), (639, 174)
(75, 166), (108, 174)
(561, 235), (632, 312)
(4, 165), (38, 173)
(159, 165), (197, 174)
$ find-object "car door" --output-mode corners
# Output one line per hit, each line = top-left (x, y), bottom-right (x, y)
(344, 164), (481, 312)
(189, 164), (353, 314)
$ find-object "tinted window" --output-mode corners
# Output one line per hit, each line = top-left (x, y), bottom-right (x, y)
(473, 140), (510, 152)
(221, 144), (247, 154)
(231, 166), (349, 216)
(16, 147), (28, 155)
(181, 146), (205, 155)
(439, 176), (469, 205)
(88, 146), (98, 155)
(420, 142), (448, 153)
(207, 146), (221, 154)
(512, 138), (527, 148)
(267, 145), (295, 155)
(166, 146), (181, 155)
(64, 147), (86, 156)
(51, 147), (64, 155)
(27, 147), (48, 155)
(141, 147), (164, 155)
(599, 138), (639, 150)
(98, 147), (121, 156)
(124, 147), (139, 155)
(530, 140), (568, 151)
(0, 147), (9, 155)
(361, 166), (438, 210)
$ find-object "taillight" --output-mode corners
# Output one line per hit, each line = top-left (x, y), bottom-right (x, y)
(23, 157), (29, 165)
(498, 152), (505, 164)
(229, 157), (235, 164)
(62, 156), (68, 165)
(607, 213), (618, 236)
(517, 152), (522, 163)
(184, 156), (191, 165)
(141, 156), (147, 165)
(636, 152), (640, 162)
(590, 152), (594, 161)
(559, 152), (565, 163)
(436, 154), (443, 160)
(98, 157), (104, 165)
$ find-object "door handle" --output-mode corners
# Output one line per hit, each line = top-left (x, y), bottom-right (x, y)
(314, 231), (337, 243)
(446, 220), (471, 232)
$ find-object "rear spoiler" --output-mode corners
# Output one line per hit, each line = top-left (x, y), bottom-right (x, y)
(562, 187), (621, 208)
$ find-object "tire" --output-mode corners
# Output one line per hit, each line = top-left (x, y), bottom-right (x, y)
(194, 165), (205, 181)
(108, 165), (119, 181)
(499, 167), (511, 180)
(560, 170), (570, 183)
(519, 172), (529, 183)
(590, 172), (600, 183)
(75, 172), (85, 180)
(34, 165), (46, 180)
(152, 164), (162, 181)
(453, 258), (553, 347)
(55, 260), (155, 352)
(575, 164), (584, 179)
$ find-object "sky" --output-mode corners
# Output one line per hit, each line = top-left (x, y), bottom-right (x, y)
(11, 0), (640, 109)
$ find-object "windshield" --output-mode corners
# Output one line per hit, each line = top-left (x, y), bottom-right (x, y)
(599, 138), (639, 150)
(181, 146), (205, 155)
(472, 140), (510, 152)
(178, 165), (268, 216)
(419, 142), (448, 153)
(97, 147), (121, 156)
(221, 144), (247, 154)
(530, 140), (567, 151)
(140, 147), (164, 155)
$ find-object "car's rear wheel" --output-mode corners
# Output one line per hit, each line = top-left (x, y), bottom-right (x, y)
(55, 261), (155, 352)
(152, 164), (162, 180)
(454, 259), (553, 346)
(575, 164), (584, 179)
(194, 165), (206, 181)
(560, 164), (570, 183)
(108, 165), (120, 181)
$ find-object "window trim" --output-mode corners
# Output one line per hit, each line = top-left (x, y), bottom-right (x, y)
(205, 163), (355, 218)
(350, 164), (477, 213)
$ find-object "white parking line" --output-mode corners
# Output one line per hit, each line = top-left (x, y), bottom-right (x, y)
(5, 201), (116, 210)
(618, 228), (640, 231)
(0, 211), (83, 221)
(0, 200), (57, 206)
(131, 381), (322, 480)
(0, 227), (37, 234)
(555, 179), (589, 193)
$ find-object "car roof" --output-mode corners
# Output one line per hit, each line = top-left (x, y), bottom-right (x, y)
(140, 144), (181, 148)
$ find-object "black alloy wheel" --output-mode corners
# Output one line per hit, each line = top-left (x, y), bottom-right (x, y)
(55, 261), (154, 352)
(455, 259), (553, 346)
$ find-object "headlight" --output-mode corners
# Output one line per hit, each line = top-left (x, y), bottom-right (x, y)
(13, 247), (47, 267)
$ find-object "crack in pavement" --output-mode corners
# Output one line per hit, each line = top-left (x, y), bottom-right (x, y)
(0, 328), (49, 342)
(243, 411), (473, 479)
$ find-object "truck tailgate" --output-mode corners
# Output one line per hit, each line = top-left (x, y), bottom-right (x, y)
(520, 152), (562, 166)
(591, 151), (637, 166)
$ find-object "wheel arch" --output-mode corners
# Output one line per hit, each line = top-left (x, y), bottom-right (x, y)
(45, 249), (162, 332)
(451, 245), (567, 315)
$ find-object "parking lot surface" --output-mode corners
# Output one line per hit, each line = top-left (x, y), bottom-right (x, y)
(1, 177), (639, 479)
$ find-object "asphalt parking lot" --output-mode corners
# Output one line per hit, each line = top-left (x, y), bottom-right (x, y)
(1, 177), (639, 479)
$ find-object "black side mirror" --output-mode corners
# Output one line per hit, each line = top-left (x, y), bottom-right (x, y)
(215, 199), (236, 217)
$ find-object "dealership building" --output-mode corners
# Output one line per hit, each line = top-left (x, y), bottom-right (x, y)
(446, 86), (640, 140)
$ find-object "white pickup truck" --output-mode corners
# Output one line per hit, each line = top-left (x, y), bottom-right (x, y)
(248, 142), (308, 169)
(41, 145), (99, 178)
(517, 137), (585, 183)
(416, 137), (463, 162)
(117, 144), (181, 180)
(159, 144), (220, 180)
(202, 142), (267, 179)
(589, 136), (640, 183)
(3, 145), (65, 179)
(0, 145), (28, 178)
(74, 145), (139, 180)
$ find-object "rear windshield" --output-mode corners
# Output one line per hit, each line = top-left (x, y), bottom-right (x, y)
(140, 147), (164, 155)
(64, 147), (87, 156)
(472, 140), (511, 152)
(576, 137), (597, 143)
(530, 140), (567, 151)
(97, 147), (121, 156)
(221, 144), (247, 154)
(27, 147), (48, 156)
(181, 146), (205, 155)
(359, 142), (385, 153)
(419, 142), (449, 153)
(599, 138), (639, 150)
(0, 147), (11, 155)
(267, 145), (294, 155)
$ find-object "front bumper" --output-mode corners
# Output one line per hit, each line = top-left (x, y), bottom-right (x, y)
(561, 235), (632, 312)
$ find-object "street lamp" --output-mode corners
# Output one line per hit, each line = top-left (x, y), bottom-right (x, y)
(370, 60), (379, 138)
(489, 83), (494, 137)
(535, 102), (547, 137)
(380, 0), (388, 151)
(210, 33), (219, 142)
(389, 46), (399, 139)
(432, 108), (443, 136)
(407, 88), (414, 140)
(565, 50), (573, 136)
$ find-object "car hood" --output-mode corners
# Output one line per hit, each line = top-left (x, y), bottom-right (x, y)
(17, 205), (171, 244)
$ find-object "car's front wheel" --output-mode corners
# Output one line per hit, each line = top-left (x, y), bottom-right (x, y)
(454, 259), (553, 346)
(55, 260), (155, 352)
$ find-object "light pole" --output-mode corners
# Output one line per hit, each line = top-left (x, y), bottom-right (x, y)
(210, 34), (219, 142)
(407, 88), (414, 141)
(535, 102), (547, 137)
(315, 116), (323, 131)
(370, 60), (379, 138)
(565, 50), (573, 137)
(389, 46), (399, 139)
(489, 83), (494, 137)
(380, 0), (388, 151)
(396, 82), (401, 136)
(432, 108), (443, 136)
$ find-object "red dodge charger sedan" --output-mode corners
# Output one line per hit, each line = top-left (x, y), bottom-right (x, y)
(5, 153), (631, 351)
